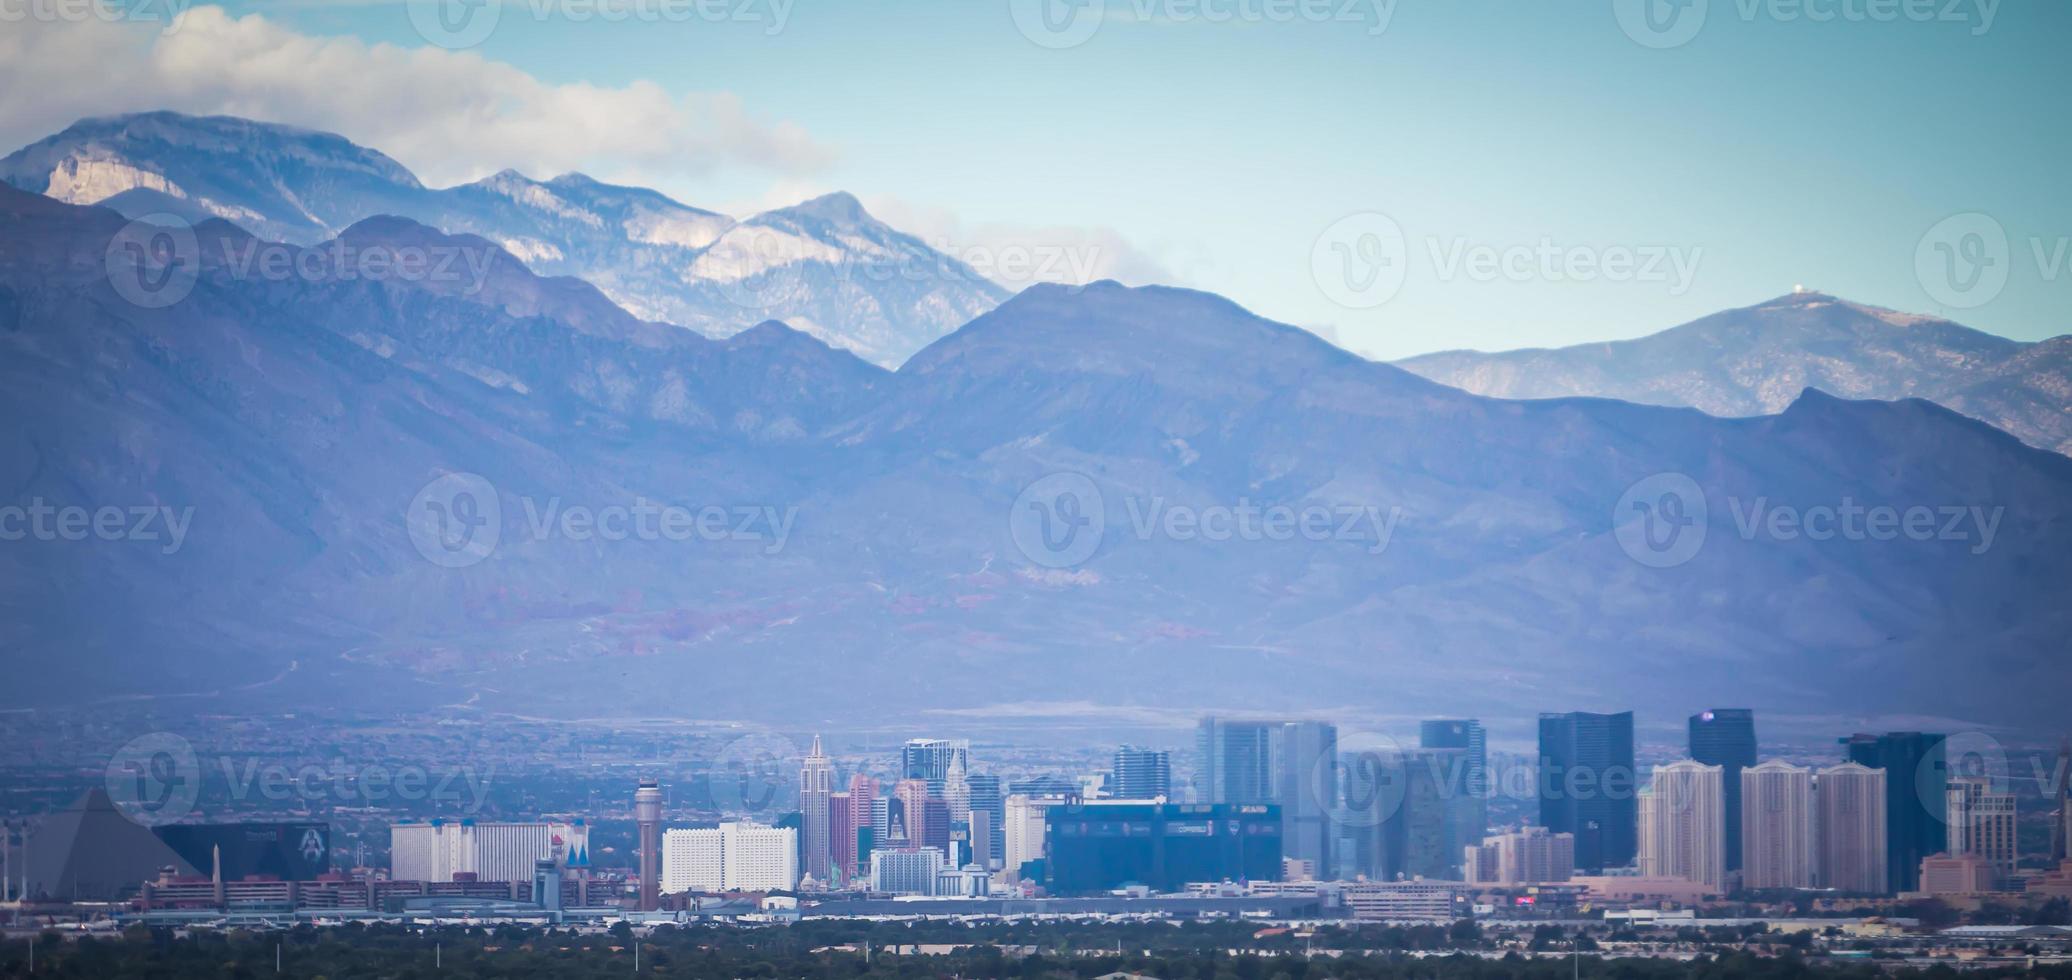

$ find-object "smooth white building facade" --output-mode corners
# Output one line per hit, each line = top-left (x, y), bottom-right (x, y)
(390, 821), (584, 884)
(1742, 760), (1815, 890)
(1638, 760), (1725, 888)
(1003, 794), (1057, 877)
(659, 822), (798, 894)
(1815, 762), (1887, 894)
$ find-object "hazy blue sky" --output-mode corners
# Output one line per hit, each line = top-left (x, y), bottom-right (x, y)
(65, 0), (2072, 357)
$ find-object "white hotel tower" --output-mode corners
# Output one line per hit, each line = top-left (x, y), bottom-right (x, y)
(1638, 760), (1725, 888)
(1741, 760), (1815, 889)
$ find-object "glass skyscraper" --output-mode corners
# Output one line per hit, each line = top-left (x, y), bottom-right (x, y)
(1689, 709), (1757, 872)
(1538, 710), (1638, 872)
(1197, 717), (1337, 879)
(1420, 719), (1488, 869)
(1845, 731), (1946, 893)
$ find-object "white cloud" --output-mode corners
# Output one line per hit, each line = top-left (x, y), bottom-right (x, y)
(0, 5), (832, 189)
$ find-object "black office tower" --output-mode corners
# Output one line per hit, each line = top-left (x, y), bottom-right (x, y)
(1538, 711), (1637, 872)
(1689, 709), (1757, 872)
(1846, 732), (1946, 893)
(1044, 802), (1281, 894)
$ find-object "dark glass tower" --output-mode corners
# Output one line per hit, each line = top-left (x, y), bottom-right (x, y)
(1845, 732), (1946, 893)
(1198, 717), (1337, 879)
(1689, 709), (1757, 872)
(1538, 711), (1637, 872)
(1421, 719), (1489, 863)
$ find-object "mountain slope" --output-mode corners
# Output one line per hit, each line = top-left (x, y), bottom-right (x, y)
(3, 193), (2067, 730)
(0, 111), (1007, 366)
(1395, 291), (2072, 454)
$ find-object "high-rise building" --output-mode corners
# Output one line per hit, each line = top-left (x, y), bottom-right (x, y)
(1815, 762), (1888, 894)
(969, 809), (994, 869)
(900, 739), (970, 795)
(844, 773), (878, 880)
(1946, 777), (2016, 885)
(1003, 793), (1057, 878)
(827, 791), (853, 887)
(1638, 760), (1725, 888)
(1111, 746), (1173, 800)
(893, 779), (933, 853)
(1197, 717), (1336, 878)
(967, 773), (1004, 870)
(660, 822), (798, 893)
(1689, 709), (1757, 872)
(390, 820), (587, 884)
(660, 827), (724, 894)
(942, 755), (972, 826)
(798, 736), (833, 883)
(1462, 826), (1574, 885)
(1845, 732), (1945, 893)
(1043, 801), (1282, 894)
(1742, 760), (1814, 890)
(1537, 711), (1638, 872)
(1345, 749), (1454, 881)
(870, 846), (946, 896)
(1421, 720), (1489, 863)
(634, 779), (663, 910)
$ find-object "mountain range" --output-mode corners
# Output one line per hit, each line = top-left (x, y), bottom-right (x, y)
(3, 183), (2068, 731)
(0, 111), (1006, 367)
(1396, 293), (2072, 456)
